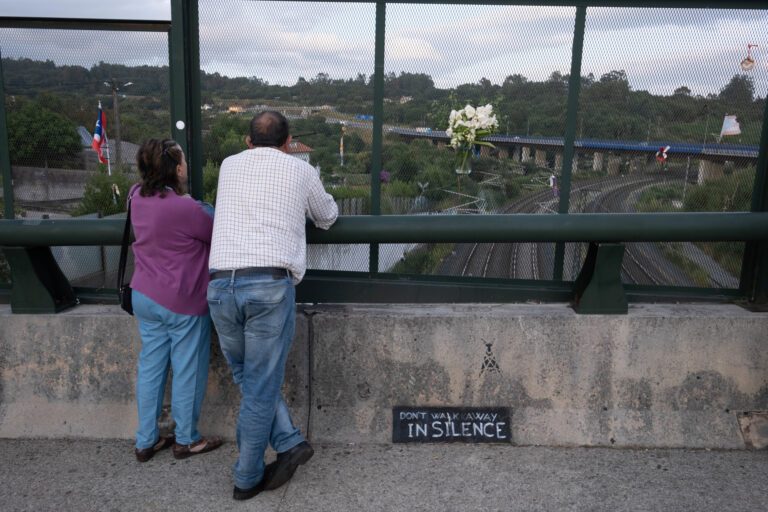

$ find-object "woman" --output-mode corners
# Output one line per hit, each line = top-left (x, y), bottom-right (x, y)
(129, 138), (222, 462)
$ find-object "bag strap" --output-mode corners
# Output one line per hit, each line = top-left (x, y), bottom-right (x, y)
(117, 188), (136, 290)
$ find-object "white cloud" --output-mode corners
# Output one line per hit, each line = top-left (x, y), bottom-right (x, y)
(582, 10), (768, 95)
(0, 0), (170, 19)
(0, 1), (766, 96)
(0, 28), (169, 67)
(386, 38), (442, 62)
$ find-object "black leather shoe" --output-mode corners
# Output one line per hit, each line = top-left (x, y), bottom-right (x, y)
(264, 441), (314, 490)
(233, 477), (266, 501)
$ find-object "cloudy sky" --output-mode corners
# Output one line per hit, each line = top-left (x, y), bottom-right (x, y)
(0, 0), (766, 97)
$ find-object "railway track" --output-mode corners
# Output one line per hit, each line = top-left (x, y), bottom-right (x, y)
(439, 172), (736, 288)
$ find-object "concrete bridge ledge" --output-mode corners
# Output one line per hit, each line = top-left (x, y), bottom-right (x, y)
(1, 303), (766, 450)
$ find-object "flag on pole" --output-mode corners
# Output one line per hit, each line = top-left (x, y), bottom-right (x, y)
(656, 145), (670, 162)
(92, 102), (108, 163)
(720, 115), (741, 137)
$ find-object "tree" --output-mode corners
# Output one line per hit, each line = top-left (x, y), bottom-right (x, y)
(546, 71), (568, 95)
(503, 74), (527, 88)
(719, 74), (755, 104)
(674, 86), (692, 96)
(72, 165), (133, 217)
(584, 70), (631, 105)
(202, 161), (220, 205)
(202, 114), (250, 165)
(6, 99), (81, 167)
(599, 70), (629, 83)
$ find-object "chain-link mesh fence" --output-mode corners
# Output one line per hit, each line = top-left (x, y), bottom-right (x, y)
(2, 3), (766, 292)
(0, 26), (171, 286)
(561, 7), (768, 286)
(381, 4), (577, 278)
(192, 2), (768, 287)
(198, 0), (377, 272)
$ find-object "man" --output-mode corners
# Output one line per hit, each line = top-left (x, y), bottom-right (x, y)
(208, 111), (338, 500)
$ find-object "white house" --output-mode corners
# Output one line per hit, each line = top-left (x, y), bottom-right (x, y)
(286, 140), (313, 164)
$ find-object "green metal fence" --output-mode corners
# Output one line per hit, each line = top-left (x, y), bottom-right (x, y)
(1, 1), (767, 313)
(0, 17), (172, 287)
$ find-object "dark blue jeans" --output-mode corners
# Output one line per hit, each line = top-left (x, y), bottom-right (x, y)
(207, 272), (304, 488)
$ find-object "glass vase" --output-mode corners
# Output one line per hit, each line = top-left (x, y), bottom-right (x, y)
(455, 148), (473, 175)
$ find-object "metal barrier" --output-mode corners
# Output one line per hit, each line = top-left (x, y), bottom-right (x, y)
(1, 2), (767, 313)
(2, 212), (768, 314)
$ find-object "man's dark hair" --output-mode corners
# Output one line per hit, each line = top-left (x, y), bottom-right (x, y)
(249, 110), (289, 148)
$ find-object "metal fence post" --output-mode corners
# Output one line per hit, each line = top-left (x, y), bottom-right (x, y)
(553, 5), (586, 281)
(170, 0), (203, 200)
(369, 0), (386, 273)
(0, 48), (14, 219)
(740, 88), (768, 305)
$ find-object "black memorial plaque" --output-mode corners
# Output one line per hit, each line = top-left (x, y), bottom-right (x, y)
(392, 406), (511, 443)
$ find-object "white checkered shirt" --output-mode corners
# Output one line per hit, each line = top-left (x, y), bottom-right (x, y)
(209, 147), (338, 283)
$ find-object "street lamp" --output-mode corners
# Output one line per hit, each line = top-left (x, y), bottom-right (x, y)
(104, 79), (133, 170)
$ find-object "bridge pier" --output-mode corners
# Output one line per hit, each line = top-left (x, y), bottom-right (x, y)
(480, 145), (491, 157)
(498, 147), (509, 159)
(522, 146), (531, 162)
(535, 149), (547, 168)
(593, 152), (604, 172)
(606, 155), (622, 175)
(632, 156), (646, 173)
(698, 160), (724, 184)
(554, 153), (563, 171)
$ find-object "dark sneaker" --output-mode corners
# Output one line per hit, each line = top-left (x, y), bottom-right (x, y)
(264, 441), (314, 490)
(172, 436), (223, 459)
(135, 435), (175, 462)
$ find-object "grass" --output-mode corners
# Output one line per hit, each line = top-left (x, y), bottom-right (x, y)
(389, 243), (456, 275)
(660, 242), (710, 287)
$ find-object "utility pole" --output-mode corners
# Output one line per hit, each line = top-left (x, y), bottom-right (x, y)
(104, 79), (133, 172)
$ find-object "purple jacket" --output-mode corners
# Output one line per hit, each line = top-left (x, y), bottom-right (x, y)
(129, 185), (213, 316)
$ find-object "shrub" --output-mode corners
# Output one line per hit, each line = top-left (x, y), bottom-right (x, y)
(383, 180), (419, 198)
(684, 168), (754, 212)
(72, 165), (134, 216)
(202, 160), (220, 205)
(328, 186), (369, 200)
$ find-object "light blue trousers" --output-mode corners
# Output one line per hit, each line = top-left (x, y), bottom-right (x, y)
(133, 289), (211, 450)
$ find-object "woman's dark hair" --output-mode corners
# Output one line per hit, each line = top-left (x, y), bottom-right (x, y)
(136, 138), (185, 198)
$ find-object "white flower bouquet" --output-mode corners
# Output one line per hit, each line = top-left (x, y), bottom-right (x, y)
(446, 104), (499, 175)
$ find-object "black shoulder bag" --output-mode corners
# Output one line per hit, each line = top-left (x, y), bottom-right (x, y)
(117, 192), (134, 315)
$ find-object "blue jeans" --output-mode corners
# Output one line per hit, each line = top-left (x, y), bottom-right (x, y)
(132, 289), (211, 449)
(196, 200), (214, 218)
(207, 272), (304, 489)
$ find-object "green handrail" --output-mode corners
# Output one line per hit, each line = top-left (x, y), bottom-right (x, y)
(2, 212), (768, 246)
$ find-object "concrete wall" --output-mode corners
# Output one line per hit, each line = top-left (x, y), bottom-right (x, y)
(9, 166), (140, 204)
(1, 303), (767, 449)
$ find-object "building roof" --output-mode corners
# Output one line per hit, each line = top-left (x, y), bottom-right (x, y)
(77, 126), (93, 147)
(287, 140), (313, 153)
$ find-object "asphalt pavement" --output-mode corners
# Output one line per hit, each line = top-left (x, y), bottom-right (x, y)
(1, 439), (767, 511)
